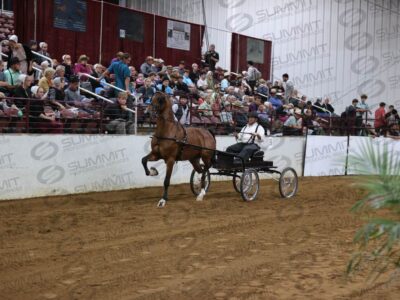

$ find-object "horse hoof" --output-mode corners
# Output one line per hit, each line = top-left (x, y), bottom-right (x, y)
(196, 195), (204, 201)
(157, 199), (166, 208)
(150, 167), (159, 176)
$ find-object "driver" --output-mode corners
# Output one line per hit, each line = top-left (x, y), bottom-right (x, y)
(227, 111), (265, 161)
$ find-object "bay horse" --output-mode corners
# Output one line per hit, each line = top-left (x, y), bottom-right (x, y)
(142, 92), (216, 208)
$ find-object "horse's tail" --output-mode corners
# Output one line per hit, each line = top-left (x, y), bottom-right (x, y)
(207, 129), (217, 165)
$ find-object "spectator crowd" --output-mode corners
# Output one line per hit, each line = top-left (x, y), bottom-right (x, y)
(0, 35), (399, 138)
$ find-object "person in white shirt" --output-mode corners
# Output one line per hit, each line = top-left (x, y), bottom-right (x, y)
(196, 72), (208, 91)
(226, 111), (265, 161)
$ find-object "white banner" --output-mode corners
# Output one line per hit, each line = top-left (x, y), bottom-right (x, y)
(304, 136), (348, 176)
(0, 135), (305, 201)
(166, 20), (190, 51)
(348, 136), (400, 175)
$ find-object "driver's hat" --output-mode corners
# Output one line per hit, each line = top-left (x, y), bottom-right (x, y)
(248, 111), (259, 119)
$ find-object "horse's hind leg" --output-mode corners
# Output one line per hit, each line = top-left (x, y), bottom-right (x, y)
(158, 158), (175, 208)
(191, 157), (211, 202)
(142, 152), (159, 176)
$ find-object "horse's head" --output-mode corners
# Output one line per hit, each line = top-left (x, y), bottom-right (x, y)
(148, 92), (170, 117)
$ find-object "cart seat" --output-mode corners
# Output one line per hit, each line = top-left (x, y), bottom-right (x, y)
(251, 150), (264, 161)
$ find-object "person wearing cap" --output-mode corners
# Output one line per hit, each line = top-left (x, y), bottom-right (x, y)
(283, 108), (303, 136)
(204, 44), (219, 71)
(268, 88), (282, 110)
(140, 56), (155, 77)
(226, 111), (265, 161)
(172, 94), (191, 126)
(4, 57), (22, 89)
(7, 35), (34, 75)
(176, 75), (190, 93)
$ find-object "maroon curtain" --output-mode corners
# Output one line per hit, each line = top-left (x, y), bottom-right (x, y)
(14, 0), (204, 70)
(231, 33), (272, 80)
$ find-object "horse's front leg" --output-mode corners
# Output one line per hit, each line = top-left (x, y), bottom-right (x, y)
(158, 158), (175, 208)
(142, 152), (159, 176)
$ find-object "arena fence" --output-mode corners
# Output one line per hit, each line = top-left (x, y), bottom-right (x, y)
(0, 134), (398, 201)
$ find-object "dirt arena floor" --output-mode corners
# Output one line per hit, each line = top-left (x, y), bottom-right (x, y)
(1, 176), (399, 300)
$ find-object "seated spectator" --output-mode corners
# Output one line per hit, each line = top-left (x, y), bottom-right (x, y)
(140, 56), (155, 77)
(138, 78), (156, 104)
(74, 54), (92, 76)
(220, 72), (230, 92)
(153, 58), (167, 74)
(176, 76), (190, 93)
(172, 94), (190, 126)
(89, 63), (104, 90)
(220, 101), (234, 125)
(0, 58), (13, 94)
(177, 61), (186, 76)
(313, 98), (326, 114)
(321, 97), (335, 114)
(288, 89), (300, 107)
(29, 85), (63, 133)
(183, 69), (194, 87)
(386, 108), (399, 127)
(257, 104), (271, 129)
(47, 77), (66, 110)
(232, 100), (248, 129)
(129, 66), (138, 80)
(268, 89), (282, 111)
(38, 67), (55, 93)
(12, 74), (33, 109)
(211, 95), (222, 117)
(37, 42), (51, 64)
(206, 71), (214, 90)
(198, 96), (213, 117)
(4, 57), (22, 91)
(189, 63), (200, 84)
(156, 77), (173, 95)
(197, 72), (208, 91)
(386, 122), (400, 140)
(283, 108), (303, 136)
(256, 79), (269, 101)
(64, 75), (93, 108)
(54, 65), (65, 79)
(104, 92), (135, 134)
(61, 54), (73, 80)
(0, 91), (22, 117)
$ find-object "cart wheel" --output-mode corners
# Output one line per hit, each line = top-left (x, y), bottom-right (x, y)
(240, 169), (259, 201)
(190, 168), (211, 196)
(232, 173), (241, 193)
(279, 167), (298, 198)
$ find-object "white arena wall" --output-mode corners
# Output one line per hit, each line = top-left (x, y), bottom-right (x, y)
(1, 134), (399, 201)
(124, 0), (400, 115)
(0, 134), (304, 201)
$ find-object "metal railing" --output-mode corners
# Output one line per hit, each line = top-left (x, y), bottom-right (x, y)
(31, 50), (53, 68)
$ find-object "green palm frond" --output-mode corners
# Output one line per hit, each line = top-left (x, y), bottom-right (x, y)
(346, 138), (400, 280)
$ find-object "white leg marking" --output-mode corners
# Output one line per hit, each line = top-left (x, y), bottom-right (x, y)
(196, 189), (206, 201)
(157, 199), (166, 208)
